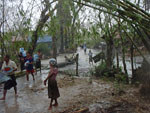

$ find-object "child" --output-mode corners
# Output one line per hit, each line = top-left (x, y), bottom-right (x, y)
(88, 50), (93, 65)
(44, 58), (60, 110)
(25, 51), (35, 81)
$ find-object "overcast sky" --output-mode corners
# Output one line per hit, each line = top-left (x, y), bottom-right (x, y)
(1, 0), (145, 32)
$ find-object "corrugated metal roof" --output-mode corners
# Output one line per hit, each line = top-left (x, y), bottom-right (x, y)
(28, 35), (52, 43)
(37, 35), (52, 43)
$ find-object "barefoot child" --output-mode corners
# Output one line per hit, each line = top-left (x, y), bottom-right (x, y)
(0, 55), (17, 100)
(44, 58), (60, 110)
(25, 51), (35, 81)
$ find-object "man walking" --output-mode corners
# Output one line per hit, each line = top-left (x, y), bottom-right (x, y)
(0, 55), (17, 100)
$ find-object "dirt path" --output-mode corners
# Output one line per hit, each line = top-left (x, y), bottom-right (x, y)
(0, 72), (113, 113)
(1, 72), (150, 113)
(1, 47), (150, 113)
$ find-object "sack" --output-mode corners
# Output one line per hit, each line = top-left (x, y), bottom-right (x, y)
(0, 72), (11, 84)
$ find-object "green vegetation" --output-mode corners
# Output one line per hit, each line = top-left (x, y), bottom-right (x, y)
(93, 62), (127, 82)
(35, 43), (51, 56)
(1, 0), (150, 98)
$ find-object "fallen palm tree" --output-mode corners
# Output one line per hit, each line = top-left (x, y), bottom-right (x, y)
(74, 0), (150, 54)
(73, 0), (150, 98)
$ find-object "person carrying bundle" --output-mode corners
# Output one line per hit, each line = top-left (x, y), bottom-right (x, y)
(0, 55), (17, 100)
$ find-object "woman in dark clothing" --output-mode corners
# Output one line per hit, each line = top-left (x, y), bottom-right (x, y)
(18, 52), (25, 72)
(35, 49), (42, 73)
(44, 58), (60, 110)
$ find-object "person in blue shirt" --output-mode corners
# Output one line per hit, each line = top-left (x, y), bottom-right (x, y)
(83, 43), (87, 54)
(25, 51), (35, 81)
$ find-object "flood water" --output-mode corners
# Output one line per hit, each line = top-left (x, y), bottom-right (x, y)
(60, 47), (143, 77)
(0, 47), (144, 113)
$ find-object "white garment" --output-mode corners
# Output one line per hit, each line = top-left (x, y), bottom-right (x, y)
(1, 60), (17, 74)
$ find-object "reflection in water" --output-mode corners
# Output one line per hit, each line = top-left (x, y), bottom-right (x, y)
(4, 97), (19, 113)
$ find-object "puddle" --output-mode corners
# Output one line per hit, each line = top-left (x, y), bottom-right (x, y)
(0, 48), (148, 113)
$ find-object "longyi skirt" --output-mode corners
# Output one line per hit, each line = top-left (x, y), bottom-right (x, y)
(4, 74), (17, 90)
(48, 79), (60, 99)
(35, 59), (41, 69)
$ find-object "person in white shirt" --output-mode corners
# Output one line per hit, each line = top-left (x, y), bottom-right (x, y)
(0, 55), (17, 100)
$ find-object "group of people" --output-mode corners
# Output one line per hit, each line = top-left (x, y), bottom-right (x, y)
(18, 49), (42, 74)
(0, 52), (60, 110)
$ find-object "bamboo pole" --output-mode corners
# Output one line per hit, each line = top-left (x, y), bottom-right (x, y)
(121, 25), (149, 64)
(73, 0), (150, 32)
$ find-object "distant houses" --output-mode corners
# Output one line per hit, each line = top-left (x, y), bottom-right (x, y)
(12, 35), (28, 42)
(27, 35), (52, 44)
(28, 35), (52, 56)
(12, 35), (52, 44)
(12, 35), (52, 55)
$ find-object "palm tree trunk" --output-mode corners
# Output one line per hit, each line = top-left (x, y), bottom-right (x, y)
(106, 36), (113, 69)
(120, 32), (128, 76)
(130, 44), (134, 76)
(52, 36), (57, 60)
(60, 25), (64, 53)
(116, 48), (119, 71)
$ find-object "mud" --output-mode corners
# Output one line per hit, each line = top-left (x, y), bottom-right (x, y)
(0, 69), (150, 113)
(0, 48), (149, 113)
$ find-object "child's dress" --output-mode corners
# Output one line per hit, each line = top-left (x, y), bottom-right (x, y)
(25, 56), (34, 73)
(48, 67), (60, 99)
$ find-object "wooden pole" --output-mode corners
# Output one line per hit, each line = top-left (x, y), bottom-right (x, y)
(121, 26), (149, 64)
(1, 0), (5, 58)
(76, 53), (79, 76)
(130, 44), (134, 76)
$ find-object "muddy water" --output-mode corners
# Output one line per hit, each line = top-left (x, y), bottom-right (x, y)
(60, 47), (142, 77)
(113, 56), (142, 77)
(0, 48), (145, 113)
(0, 69), (114, 113)
(0, 72), (48, 113)
(42, 47), (143, 77)
(59, 48), (101, 76)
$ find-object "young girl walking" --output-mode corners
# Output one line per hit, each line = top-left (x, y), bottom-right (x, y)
(44, 58), (60, 110)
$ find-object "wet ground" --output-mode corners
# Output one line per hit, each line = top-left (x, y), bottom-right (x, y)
(1, 72), (150, 113)
(0, 70), (113, 113)
(0, 47), (150, 113)
(0, 48), (98, 113)
(42, 47), (143, 76)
